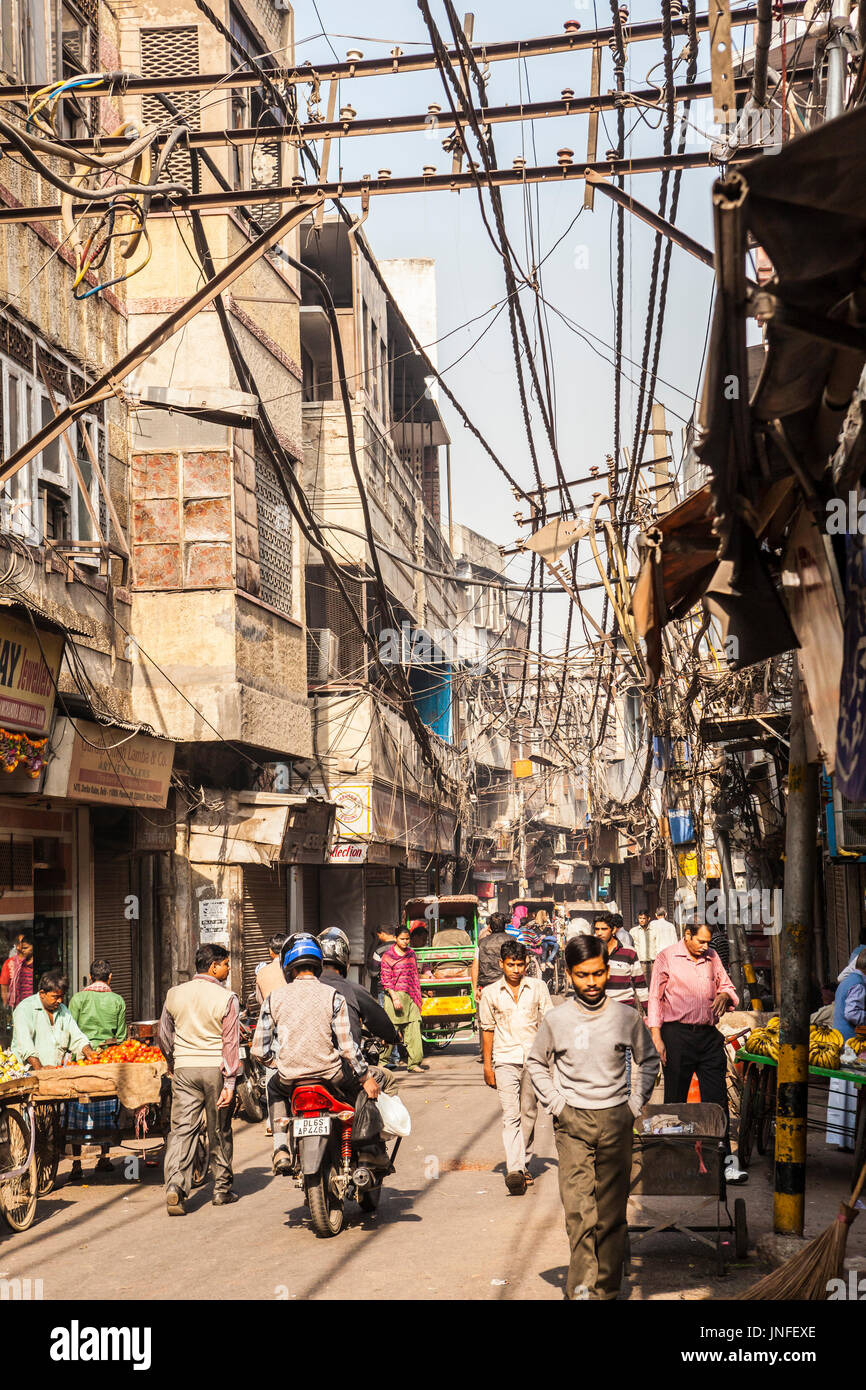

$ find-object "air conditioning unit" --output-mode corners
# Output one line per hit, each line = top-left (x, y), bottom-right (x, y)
(307, 628), (340, 683)
(831, 783), (866, 853)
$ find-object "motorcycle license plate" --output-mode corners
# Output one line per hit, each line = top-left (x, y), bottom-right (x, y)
(238, 1045), (248, 1058)
(293, 1116), (331, 1138)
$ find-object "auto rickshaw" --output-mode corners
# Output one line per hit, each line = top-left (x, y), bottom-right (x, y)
(403, 895), (479, 1053)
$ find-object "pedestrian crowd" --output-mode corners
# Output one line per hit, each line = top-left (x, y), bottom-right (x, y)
(2, 902), (772, 1301)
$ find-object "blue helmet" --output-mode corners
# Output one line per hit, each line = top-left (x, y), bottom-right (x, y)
(281, 933), (323, 977)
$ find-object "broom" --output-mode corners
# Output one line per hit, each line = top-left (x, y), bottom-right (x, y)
(735, 1156), (866, 1300)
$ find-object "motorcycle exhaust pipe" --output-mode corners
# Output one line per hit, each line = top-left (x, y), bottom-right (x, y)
(353, 1165), (374, 1191)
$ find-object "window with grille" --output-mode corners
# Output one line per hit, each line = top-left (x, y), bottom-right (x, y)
(0, 838), (34, 891)
(140, 27), (200, 191)
(229, 4), (283, 229)
(1, 340), (103, 550)
(255, 452), (293, 617)
(306, 564), (366, 681)
(54, 0), (98, 139)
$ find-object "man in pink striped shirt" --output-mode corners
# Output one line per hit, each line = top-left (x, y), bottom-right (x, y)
(648, 923), (746, 1181)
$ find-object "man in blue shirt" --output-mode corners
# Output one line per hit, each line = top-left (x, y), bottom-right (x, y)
(827, 949), (866, 1150)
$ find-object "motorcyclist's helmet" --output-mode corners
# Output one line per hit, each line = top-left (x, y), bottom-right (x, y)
(281, 932), (323, 977)
(317, 927), (350, 973)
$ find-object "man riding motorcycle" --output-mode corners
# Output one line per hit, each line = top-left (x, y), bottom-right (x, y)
(251, 933), (379, 1176)
(317, 928), (400, 1095)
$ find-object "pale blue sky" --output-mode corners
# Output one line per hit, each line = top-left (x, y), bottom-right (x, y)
(289, 0), (734, 643)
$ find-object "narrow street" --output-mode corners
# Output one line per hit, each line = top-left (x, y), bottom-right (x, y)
(4, 1038), (862, 1301)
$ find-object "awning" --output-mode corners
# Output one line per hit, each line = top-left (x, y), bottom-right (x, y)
(189, 793), (335, 865)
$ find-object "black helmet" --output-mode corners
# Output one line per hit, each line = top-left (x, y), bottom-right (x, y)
(281, 932), (323, 977)
(317, 927), (350, 973)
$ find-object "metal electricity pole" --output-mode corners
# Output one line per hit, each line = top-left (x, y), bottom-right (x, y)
(774, 670), (819, 1236)
(826, 0), (852, 120)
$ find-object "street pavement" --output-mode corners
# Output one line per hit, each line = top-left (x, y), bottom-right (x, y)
(2, 1037), (863, 1300)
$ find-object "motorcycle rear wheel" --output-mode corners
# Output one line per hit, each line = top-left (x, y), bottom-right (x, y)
(235, 1077), (266, 1124)
(305, 1164), (345, 1236)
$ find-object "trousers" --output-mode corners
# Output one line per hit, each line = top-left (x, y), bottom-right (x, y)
(660, 1021), (730, 1152)
(494, 1061), (538, 1174)
(382, 993), (424, 1067)
(553, 1101), (635, 1300)
(164, 1067), (233, 1197)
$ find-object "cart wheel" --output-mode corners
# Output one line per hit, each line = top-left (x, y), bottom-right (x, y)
(716, 1228), (727, 1277)
(737, 1065), (759, 1169)
(422, 1030), (456, 1054)
(0, 1106), (38, 1232)
(734, 1197), (748, 1260)
(35, 1104), (61, 1196)
(756, 1069), (776, 1156)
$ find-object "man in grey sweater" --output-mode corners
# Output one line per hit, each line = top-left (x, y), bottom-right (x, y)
(527, 933), (659, 1301)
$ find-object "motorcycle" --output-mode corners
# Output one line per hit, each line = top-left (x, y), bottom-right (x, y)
(289, 1076), (401, 1237)
(235, 1001), (268, 1123)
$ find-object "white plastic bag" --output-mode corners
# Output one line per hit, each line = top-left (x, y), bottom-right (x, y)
(375, 1090), (412, 1138)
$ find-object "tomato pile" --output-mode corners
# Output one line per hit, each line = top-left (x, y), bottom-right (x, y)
(73, 1039), (162, 1066)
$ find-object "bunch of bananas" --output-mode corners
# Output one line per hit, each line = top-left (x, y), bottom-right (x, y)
(809, 1025), (844, 1070)
(0, 1048), (31, 1081)
(746, 1027), (779, 1060)
(844, 1034), (866, 1058)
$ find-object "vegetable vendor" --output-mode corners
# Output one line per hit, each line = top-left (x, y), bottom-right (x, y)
(67, 960), (129, 1182)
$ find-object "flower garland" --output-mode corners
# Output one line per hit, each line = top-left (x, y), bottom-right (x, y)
(0, 728), (49, 778)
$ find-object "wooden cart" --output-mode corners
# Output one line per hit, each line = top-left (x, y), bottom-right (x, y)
(29, 1061), (208, 1192)
(737, 1049), (866, 1176)
(0, 1075), (38, 1232)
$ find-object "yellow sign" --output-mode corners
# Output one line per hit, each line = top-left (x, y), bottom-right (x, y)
(513, 759), (533, 779)
(67, 721), (175, 808)
(0, 613), (63, 735)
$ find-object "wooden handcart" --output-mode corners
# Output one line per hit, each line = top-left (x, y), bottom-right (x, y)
(29, 1061), (209, 1192)
(737, 1048), (866, 1176)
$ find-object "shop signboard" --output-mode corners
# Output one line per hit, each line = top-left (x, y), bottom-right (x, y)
(0, 612), (63, 736)
(65, 721), (175, 808)
(327, 840), (368, 865)
(329, 783), (372, 837)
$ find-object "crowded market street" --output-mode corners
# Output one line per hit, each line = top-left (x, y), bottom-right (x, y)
(1, 1035), (862, 1302)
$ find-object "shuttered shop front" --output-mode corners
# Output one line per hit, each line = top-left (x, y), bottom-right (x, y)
(92, 850), (136, 1016)
(241, 866), (288, 1006)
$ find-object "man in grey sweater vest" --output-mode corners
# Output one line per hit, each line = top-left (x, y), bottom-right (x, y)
(159, 943), (241, 1215)
(527, 933), (659, 1301)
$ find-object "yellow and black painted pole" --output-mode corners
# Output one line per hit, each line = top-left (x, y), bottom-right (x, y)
(774, 672), (819, 1235)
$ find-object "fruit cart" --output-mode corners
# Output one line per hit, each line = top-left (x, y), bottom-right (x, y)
(0, 1075), (38, 1232)
(737, 1049), (866, 1175)
(404, 895), (478, 1052)
(30, 1045), (209, 1191)
(628, 1102), (748, 1277)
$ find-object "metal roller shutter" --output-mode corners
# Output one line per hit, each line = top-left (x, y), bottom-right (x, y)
(302, 865), (320, 935)
(241, 865), (288, 1007)
(398, 867), (433, 918)
(92, 852), (136, 1016)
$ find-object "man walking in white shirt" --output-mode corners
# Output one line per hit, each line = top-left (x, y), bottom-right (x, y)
(479, 938), (551, 1196)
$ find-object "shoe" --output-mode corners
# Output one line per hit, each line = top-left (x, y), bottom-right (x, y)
(725, 1156), (749, 1185)
(68, 1162), (83, 1185)
(95, 1155), (114, 1173)
(166, 1187), (187, 1216)
(505, 1171), (527, 1196)
(523, 1170), (534, 1186)
(212, 1190), (239, 1206)
(272, 1150), (293, 1176)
